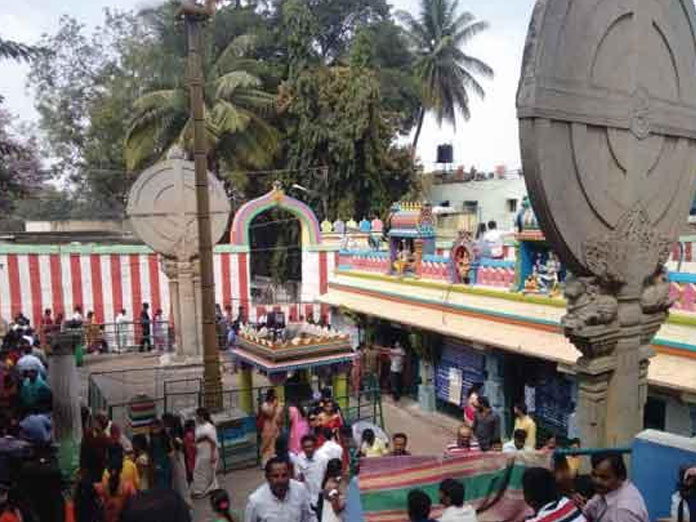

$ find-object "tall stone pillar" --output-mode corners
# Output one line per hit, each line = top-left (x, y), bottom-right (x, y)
(517, 0), (696, 447)
(49, 331), (83, 480)
(126, 150), (231, 363)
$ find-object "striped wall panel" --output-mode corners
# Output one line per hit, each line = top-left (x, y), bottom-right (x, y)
(0, 250), (329, 327)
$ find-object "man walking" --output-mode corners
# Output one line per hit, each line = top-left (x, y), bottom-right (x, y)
(294, 434), (327, 518)
(472, 397), (500, 452)
(513, 403), (536, 449)
(389, 341), (406, 402)
(245, 457), (312, 522)
(139, 302), (151, 352)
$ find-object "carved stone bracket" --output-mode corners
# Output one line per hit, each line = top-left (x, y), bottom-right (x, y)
(583, 205), (673, 287)
(562, 275), (619, 349)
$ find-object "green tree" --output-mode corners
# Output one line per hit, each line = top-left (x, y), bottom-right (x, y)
(273, 0), (390, 63)
(397, 0), (493, 151)
(0, 109), (46, 217)
(124, 31), (279, 178)
(27, 12), (157, 214)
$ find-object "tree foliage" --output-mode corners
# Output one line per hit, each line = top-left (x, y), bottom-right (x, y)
(397, 0), (493, 150)
(0, 109), (46, 216)
(17, 0), (495, 225)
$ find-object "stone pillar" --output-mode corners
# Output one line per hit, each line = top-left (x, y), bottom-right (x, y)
(162, 259), (204, 360)
(49, 331), (83, 480)
(237, 364), (254, 415)
(178, 260), (201, 358)
(162, 259), (183, 356)
(564, 276), (670, 447)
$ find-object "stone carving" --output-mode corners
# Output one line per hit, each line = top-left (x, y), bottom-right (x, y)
(127, 158), (231, 359)
(562, 276), (618, 336)
(517, 0), (696, 279)
(127, 158), (230, 261)
(640, 270), (675, 315)
(582, 205), (673, 287)
(518, 0), (696, 445)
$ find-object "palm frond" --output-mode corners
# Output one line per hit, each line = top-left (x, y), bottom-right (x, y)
(0, 38), (42, 62)
(215, 71), (262, 100)
(453, 20), (490, 47)
(212, 99), (252, 134)
(215, 34), (257, 74)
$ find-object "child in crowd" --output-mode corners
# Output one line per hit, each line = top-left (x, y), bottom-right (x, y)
(132, 434), (151, 491)
(183, 419), (197, 485)
(210, 489), (238, 522)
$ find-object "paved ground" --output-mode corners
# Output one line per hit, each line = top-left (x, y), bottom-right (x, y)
(79, 353), (460, 521)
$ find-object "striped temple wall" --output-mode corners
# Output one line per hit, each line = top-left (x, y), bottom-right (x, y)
(0, 245), (337, 327)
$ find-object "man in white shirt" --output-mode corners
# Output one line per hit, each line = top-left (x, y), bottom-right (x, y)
(245, 457), (313, 522)
(438, 478), (477, 522)
(316, 427), (343, 462)
(293, 434), (327, 518)
(482, 220), (503, 259)
(502, 429), (527, 453)
(389, 342), (406, 401)
(115, 309), (128, 352)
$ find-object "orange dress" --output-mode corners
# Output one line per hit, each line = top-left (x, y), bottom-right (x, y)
(96, 478), (136, 522)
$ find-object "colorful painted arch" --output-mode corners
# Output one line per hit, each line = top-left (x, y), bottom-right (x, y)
(230, 185), (322, 246)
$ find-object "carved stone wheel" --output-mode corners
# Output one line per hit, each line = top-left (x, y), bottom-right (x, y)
(518, 0), (696, 286)
(126, 158), (231, 261)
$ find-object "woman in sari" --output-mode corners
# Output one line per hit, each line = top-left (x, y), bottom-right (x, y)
(152, 309), (168, 352)
(85, 311), (101, 353)
(259, 389), (282, 466)
(287, 403), (309, 455)
(192, 407), (219, 497)
(150, 420), (172, 490)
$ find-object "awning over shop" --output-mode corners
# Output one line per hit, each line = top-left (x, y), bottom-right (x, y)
(319, 282), (696, 397)
(319, 284), (580, 365)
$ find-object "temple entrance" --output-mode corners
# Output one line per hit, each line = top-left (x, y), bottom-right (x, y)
(249, 208), (302, 304)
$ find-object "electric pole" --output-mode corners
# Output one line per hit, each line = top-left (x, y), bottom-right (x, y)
(179, 0), (222, 410)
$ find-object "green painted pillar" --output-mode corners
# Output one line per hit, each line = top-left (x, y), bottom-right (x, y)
(274, 383), (286, 404)
(333, 370), (349, 411)
(238, 366), (254, 415)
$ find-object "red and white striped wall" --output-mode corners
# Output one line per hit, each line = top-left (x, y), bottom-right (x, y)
(0, 245), (336, 327)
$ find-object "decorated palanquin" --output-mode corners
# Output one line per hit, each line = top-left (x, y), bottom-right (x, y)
(232, 323), (355, 375)
(387, 202), (436, 277)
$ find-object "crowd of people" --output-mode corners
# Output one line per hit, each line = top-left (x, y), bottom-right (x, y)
(0, 304), (173, 358)
(75, 406), (233, 522)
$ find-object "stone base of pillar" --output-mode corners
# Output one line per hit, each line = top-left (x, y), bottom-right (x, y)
(418, 384), (436, 412)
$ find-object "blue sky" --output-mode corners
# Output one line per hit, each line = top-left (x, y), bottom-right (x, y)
(0, 0), (536, 171)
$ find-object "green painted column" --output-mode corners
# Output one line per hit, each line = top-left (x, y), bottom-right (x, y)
(333, 370), (349, 411)
(238, 366), (254, 415)
(274, 383), (286, 404)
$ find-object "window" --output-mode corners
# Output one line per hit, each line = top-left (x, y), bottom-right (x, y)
(507, 199), (518, 213)
(462, 201), (478, 214)
(643, 396), (666, 431)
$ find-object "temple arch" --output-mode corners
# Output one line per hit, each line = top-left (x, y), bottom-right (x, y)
(230, 182), (322, 247)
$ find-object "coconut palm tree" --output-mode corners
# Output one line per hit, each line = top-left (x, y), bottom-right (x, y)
(397, 0), (493, 153)
(124, 34), (279, 174)
(0, 37), (39, 63)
